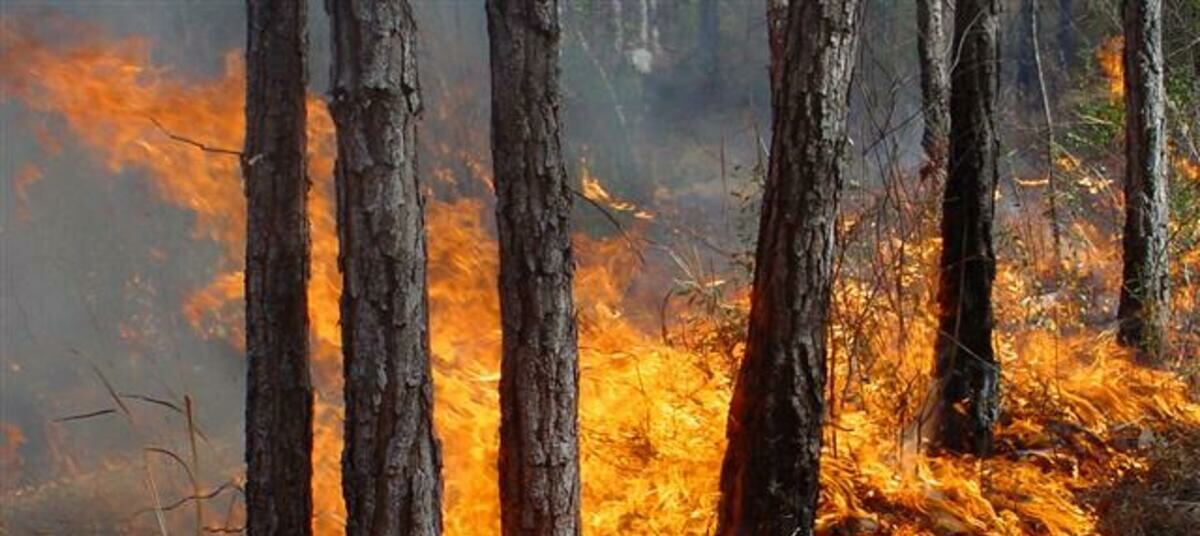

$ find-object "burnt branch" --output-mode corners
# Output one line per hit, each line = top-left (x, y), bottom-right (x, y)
(147, 117), (242, 157)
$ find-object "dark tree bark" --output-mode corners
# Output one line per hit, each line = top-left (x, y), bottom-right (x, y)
(930, 0), (1001, 456)
(1118, 0), (1169, 363)
(715, 0), (861, 534)
(486, 1), (581, 535)
(766, 0), (788, 100)
(917, 0), (951, 182)
(1057, 0), (1075, 69)
(243, 1), (313, 534)
(1016, 0), (1038, 96)
(327, 1), (443, 534)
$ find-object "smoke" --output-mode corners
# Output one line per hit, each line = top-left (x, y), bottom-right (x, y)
(0, 0), (1135, 532)
(0, 1), (773, 531)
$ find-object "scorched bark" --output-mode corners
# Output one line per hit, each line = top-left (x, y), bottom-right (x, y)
(486, 0), (581, 534)
(243, 1), (313, 534)
(931, 0), (1001, 456)
(1118, 0), (1169, 363)
(716, 0), (861, 534)
(917, 0), (951, 181)
(327, 1), (443, 534)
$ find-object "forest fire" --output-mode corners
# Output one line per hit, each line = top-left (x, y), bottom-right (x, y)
(3, 10), (1199, 536)
(1097, 36), (1125, 100)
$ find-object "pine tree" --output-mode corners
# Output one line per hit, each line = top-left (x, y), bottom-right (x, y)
(243, 1), (313, 533)
(1117, 0), (1169, 363)
(715, 1), (862, 534)
(486, 0), (582, 534)
(328, 1), (443, 533)
(930, 0), (1002, 456)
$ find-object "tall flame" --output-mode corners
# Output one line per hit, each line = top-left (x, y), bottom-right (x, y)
(1097, 36), (1124, 100)
(3, 16), (1199, 536)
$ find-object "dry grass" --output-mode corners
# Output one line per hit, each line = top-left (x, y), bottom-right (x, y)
(1095, 427), (1200, 535)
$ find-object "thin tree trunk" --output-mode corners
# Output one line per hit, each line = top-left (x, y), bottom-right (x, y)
(243, 1), (312, 534)
(1032, 0), (1063, 256)
(917, 0), (951, 182)
(327, 1), (443, 534)
(612, 0), (625, 62)
(931, 0), (1001, 456)
(766, 0), (788, 100)
(1057, 0), (1075, 69)
(486, 1), (581, 535)
(1016, 0), (1038, 96)
(1118, 0), (1169, 363)
(699, 0), (720, 93)
(716, 1), (861, 534)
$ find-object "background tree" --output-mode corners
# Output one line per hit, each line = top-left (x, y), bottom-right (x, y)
(930, 0), (1002, 456)
(917, 0), (951, 182)
(327, 1), (443, 534)
(242, 1), (312, 533)
(1117, 0), (1169, 362)
(766, 0), (788, 99)
(715, 0), (862, 534)
(699, 0), (720, 95)
(486, 0), (581, 534)
(1057, 0), (1075, 69)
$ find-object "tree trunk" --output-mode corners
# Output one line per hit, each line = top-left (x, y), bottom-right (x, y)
(1016, 0), (1038, 96)
(1117, 0), (1169, 363)
(930, 0), (1001, 456)
(699, 0), (720, 93)
(327, 1), (443, 534)
(243, 1), (313, 534)
(486, 1), (581, 535)
(716, 1), (861, 534)
(917, 0), (951, 182)
(766, 0), (788, 100)
(1057, 0), (1075, 69)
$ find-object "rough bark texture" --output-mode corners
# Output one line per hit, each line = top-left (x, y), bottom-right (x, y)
(766, 0), (789, 101)
(243, 1), (313, 534)
(327, 1), (443, 534)
(716, 1), (861, 534)
(486, 1), (581, 535)
(917, 0), (951, 182)
(931, 0), (1001, 456)
(1117, 0), (1169, 363)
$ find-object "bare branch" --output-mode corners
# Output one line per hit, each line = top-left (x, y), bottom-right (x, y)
(148, 117), (242, 157)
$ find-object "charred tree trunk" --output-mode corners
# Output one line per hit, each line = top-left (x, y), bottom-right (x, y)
(243, 1), (313, 534)
(931, 0), (1001, 456)
(1118, 0), (1169, 363)
(716, 1), (861, 534)
(327, 1), (443, 534)
(917, 0), (951, 182)
(486, 1), (581, 535)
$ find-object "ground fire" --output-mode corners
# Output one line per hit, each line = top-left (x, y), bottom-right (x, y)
(1, 2), (1198, 536)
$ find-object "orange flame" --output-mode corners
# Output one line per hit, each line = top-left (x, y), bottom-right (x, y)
(0, 421), (26, 489)
(1097, 36), (1124, 100)
(3, 16), (1199, 536)
(10, 163), (44, 221)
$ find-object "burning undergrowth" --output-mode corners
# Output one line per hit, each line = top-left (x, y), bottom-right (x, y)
(1, 12), (1199, 536)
